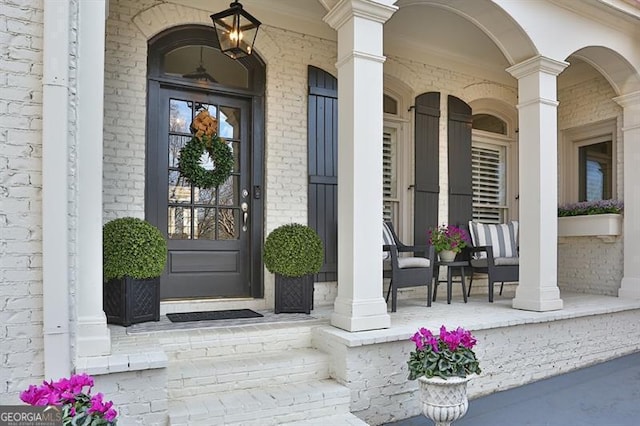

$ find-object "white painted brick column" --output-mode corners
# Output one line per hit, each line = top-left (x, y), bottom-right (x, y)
(507, 56), (567, 312)
(614, 91), (640, 299)
(76, 0), (110, 356)
(323, 0), (396, 331)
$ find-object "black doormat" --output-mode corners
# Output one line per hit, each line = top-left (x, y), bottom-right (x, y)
(166, 309), (263, 323)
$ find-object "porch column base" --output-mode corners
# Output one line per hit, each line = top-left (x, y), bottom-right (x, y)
(512, 288), (563, 312)
(76, 315), (111, 357)
(331, 297), (390, 332)
(619, 277), (640, 299)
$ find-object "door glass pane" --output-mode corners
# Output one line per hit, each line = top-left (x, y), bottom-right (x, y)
(218, 209), (239, 240)
(170, 99), (192, 133)
(169, 135), (191, 168)
(195, 103), (218, 121)
(219, 106), (240, 139)
(195, 186), (216, 206)
(231, 141), (240, 171)
(169, 171), (191, 204)
(168, 206), (191, 239)
(218, 175), (238, 206)
(194, 208), (216, 239)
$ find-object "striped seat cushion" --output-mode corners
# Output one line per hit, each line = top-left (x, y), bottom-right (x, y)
(468, 221), (519, 258)
(382, 222), (396, 260)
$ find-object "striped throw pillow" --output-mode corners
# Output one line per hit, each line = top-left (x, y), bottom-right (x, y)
(468, 221), (519, 258)
(382, 222), (396, 260)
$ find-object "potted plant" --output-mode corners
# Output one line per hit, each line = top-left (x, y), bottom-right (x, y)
(428, 225), (471, 262)
(20, 373), (117, 424)
(558, 199), (623, 238)
(103, 217), (167, 326)
(264, 223), (323, 314)
(408, 325), (481, 426)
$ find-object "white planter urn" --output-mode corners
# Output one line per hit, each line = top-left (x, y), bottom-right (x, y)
(438, 250), (457, 263)
(418, 375), (471, 426)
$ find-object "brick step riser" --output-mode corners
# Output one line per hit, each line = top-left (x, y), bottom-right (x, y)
(184, 400), (351, 426)
(170, 381), (351, 426)
(168, 362), (330, 398)
(157, 326), (316, 360)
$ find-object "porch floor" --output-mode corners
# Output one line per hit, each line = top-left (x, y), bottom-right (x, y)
(109, 289), (640, 352)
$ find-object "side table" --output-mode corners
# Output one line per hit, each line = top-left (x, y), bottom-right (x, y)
(433, 260), (469, 304)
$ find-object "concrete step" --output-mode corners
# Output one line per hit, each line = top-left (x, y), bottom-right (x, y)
(168, 348), (330, 398)
(156, 321), (322, 360)
(169, 379), (352, 426)
(279, 413), (369, 425)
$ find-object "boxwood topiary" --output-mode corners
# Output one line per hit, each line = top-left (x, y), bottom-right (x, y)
(103, 217), (168, 281)
(264, 223), (324, 277)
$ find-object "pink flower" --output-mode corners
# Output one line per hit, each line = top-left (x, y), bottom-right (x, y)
(88, 393), (115, 417)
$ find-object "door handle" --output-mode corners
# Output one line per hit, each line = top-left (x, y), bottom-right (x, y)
(241, 202), (249, 232)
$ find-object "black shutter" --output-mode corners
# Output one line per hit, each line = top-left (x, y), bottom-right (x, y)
(308, 66), (338, 282)
(414, 92), (440, 246)
(447, 95), (473, 228)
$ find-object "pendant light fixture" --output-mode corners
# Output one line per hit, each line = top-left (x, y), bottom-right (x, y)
(210, 1), (261, 60)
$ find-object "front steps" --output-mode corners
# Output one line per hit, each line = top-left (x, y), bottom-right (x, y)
(157, 321), (363, 425)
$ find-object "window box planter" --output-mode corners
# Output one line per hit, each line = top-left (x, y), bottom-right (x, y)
(558, 213), (622, 239)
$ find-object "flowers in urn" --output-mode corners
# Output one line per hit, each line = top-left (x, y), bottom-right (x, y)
(428, 225), (470, 261)
(20, 373), (118, 424)
(408, 325), (481, 380)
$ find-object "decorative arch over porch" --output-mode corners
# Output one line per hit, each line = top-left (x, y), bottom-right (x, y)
(394, 0), (538, 65)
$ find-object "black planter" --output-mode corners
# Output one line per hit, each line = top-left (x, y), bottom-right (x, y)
(274, 274), (314, 314)
(103, 276), (160, 326)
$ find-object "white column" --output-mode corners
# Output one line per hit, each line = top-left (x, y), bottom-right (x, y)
(76, 0), (111, 356)
(614, 91), (640, 299)
(324, 0), (396, 331)
(507, 56), (567, 312)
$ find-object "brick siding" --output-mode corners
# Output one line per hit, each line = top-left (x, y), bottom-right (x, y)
(0, 0), (46, 404)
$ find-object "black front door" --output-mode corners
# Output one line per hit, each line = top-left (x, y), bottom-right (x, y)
(148, 87), (254, 299)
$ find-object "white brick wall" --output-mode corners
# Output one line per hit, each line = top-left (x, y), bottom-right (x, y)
(558, 74), (623, 200)
(103, 0), (157, 221)
(92, 369), (168, 426)
(0, 0), (46, 405)
(315, 309), (640, 425)
(558, 236), (623, 295)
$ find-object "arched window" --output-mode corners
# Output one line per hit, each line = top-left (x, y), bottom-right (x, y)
(471, 113), (513, 223)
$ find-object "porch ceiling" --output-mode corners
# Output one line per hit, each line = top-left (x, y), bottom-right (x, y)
(165, 0), (627, 91)
(167, 0), (516, 83)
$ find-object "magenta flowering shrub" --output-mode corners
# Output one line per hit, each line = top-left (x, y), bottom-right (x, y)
(20, 373), (117, 425)
(407, 325), (481, 380)
(428, 225), (470, 253)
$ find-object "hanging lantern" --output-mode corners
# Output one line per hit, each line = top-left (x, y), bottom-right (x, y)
(210, 1), (261, 60)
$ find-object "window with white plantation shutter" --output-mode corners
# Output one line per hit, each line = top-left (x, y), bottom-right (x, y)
(383, 128), (398, 222)
(472, 143), (506, 224)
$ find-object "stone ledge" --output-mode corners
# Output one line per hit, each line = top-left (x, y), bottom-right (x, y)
(76, 350), (168, 376)
(313, 293), (640, 348)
